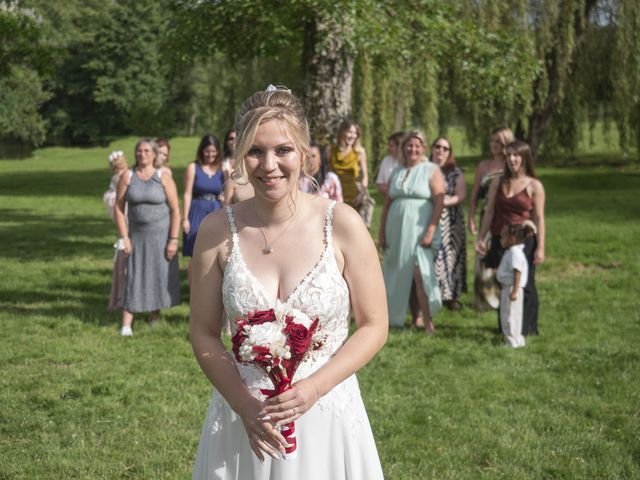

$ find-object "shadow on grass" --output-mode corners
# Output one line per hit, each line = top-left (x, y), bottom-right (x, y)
(0, 268), (190, 327)
(435, 322), (503, 345)
(0, 208), (114, 261)
(0, 167), (187, 198)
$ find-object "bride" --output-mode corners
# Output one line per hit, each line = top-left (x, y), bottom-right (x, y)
(189, 87), (388, 479)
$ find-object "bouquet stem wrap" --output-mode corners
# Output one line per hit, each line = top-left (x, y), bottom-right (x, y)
(261, 378), (297, 459)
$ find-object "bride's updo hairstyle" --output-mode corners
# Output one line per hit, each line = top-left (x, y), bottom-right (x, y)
(232, 86), (311, 184)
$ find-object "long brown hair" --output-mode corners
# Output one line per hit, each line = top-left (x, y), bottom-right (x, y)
(505, 140), (537, 179)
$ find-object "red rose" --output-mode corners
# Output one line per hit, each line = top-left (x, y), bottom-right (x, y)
(231, 329), (245, 361)
(247, 309), (276, 325)
(252, 345), (271, 363)
(284, 322), (313, 357)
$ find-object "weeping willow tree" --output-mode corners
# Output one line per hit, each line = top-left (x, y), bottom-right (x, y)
(456, 0), (640, 157)
(169, 0), (638, 165)
(612, 0), (640, 153)
(351, 0), (537, 164)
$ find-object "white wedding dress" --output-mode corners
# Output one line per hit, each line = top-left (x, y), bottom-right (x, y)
(192, 202), (384, 480)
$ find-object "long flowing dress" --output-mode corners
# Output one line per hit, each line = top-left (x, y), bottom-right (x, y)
(330, 147), (360, 207)
(382, 161), (442, 327)
(193, 202), (383, 480)
(104, 173), (127, 311)
(184, 163), (224, 257)
(472, 169), (503, 311)
(434, 166), (467, 302)
(124, 169), (181, 313)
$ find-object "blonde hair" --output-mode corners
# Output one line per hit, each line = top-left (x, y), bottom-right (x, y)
(232, 87), (310, 184)
(491, 127), (515, 158)
(400, 130), (428, 166)
(108, 152), (128, 174)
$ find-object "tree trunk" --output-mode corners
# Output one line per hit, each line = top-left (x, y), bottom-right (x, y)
(302, 9), (355, 146)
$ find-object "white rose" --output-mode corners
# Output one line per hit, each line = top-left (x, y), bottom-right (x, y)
(274, 300), (313, 329)
(248, 321), (285, 348)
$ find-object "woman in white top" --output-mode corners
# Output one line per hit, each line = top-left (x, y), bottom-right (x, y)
(375, 131), (404, 194)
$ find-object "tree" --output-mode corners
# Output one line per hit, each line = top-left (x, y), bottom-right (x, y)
(0, 2), (52, 145)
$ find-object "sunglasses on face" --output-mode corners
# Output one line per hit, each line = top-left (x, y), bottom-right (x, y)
(433, 144), (450, 152)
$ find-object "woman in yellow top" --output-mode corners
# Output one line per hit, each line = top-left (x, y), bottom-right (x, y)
(329, 120), (368, 207)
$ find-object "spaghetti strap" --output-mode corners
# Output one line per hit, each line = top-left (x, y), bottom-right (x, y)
(225, 206), (239, 251)
(324, 201), (337, 249)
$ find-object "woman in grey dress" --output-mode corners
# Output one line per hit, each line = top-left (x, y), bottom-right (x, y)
(114, 138), (181, 336)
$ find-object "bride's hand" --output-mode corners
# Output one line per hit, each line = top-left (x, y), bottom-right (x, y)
(239, 397), (288, 462)
(259, 377), (320, 427)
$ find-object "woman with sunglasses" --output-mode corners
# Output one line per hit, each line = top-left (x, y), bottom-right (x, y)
(431, 137), (467, 310)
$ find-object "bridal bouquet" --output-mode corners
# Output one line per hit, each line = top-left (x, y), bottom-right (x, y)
(231, 304), (324, 459)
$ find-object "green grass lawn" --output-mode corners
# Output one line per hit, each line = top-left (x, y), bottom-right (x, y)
(1, 139), (639, 479)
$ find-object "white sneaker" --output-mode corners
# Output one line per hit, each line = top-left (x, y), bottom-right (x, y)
(120, 325), (133, 336)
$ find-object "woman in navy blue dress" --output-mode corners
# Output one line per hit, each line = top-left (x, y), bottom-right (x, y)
(183, 135), (232, 277)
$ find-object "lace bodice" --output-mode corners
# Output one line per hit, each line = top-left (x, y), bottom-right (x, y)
(222, 201), (351, 400)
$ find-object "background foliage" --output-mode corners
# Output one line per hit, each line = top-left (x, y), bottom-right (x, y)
(1, 0), (639, 163)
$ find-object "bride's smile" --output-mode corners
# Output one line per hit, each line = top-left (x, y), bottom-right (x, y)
(245, 119), (302, 201)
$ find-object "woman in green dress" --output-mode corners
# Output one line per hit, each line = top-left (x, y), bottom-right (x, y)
(379, 130), (445, 333)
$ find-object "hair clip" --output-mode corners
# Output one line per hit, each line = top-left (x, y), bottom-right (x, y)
(108, 150), (124, 164)
(265, 84), (292, 94)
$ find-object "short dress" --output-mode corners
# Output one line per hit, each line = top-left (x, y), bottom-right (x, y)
(184, 163), (224, 257)
(124, 169), (181, 312)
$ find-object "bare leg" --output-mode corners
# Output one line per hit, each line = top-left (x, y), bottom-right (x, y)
(122, 310), (133, 327)
(413, 266), (434, 334)
(121, 310), (134, 336)
(409, 282), (424, 328)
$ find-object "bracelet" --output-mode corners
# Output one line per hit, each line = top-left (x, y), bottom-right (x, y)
(169, 236), (179, 240)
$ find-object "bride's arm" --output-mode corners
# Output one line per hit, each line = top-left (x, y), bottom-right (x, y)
(261, 204), (388, 424)
(189, 211), (287, 460)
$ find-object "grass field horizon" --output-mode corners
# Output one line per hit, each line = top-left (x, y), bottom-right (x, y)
(1, 137), (639, 479)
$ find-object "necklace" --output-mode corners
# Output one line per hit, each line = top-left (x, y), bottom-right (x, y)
(255, 204), (300, 255)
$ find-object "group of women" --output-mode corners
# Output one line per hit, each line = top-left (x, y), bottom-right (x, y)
(104, 132), (244, 335)
(104, 122), (368, 336)
(378, 127), (546, 337)
(100, 85), (546, 478)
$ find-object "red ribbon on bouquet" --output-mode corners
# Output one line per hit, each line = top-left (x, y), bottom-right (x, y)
(261, 376), (297, 456)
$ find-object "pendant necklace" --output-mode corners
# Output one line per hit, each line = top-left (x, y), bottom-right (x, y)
(255, 204), (300, 255)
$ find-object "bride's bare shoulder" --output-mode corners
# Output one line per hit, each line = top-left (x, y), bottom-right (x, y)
(332, 202), (369, 241)
(196, 208), (232, 252)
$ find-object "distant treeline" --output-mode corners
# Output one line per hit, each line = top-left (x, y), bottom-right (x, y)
(1, 0), (639, 162)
